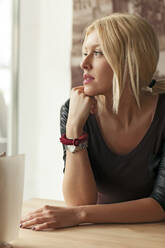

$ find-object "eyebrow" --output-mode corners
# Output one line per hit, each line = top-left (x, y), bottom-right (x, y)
(83, 44), (101, 49)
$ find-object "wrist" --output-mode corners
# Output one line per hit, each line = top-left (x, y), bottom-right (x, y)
(75, 206), (88, 224)
(66, 126), (84, 139)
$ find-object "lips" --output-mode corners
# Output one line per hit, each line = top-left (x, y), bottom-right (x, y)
(83, 74), (95, 84)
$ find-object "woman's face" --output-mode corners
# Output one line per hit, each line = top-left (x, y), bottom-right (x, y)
(80, 30), (113, 96)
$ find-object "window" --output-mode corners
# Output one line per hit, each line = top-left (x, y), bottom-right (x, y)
(0, 0), (19, 155)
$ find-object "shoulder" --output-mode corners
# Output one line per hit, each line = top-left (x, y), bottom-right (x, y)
(60, 99), (70, 113)
(60, 99), (70, 120)
(60, 99), (70, 130)
(156, 93), (165, 121)
(157, 94), (165, 138)
(158, 93), (165, 107)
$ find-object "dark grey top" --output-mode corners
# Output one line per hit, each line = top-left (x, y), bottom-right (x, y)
(60, 94), (165, 210)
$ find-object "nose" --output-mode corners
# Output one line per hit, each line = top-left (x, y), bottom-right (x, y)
(80, 56), (92, 70)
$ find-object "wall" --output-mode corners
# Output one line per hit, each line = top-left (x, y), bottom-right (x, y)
(18, 0), (72, 200)
(72, 0), (165, 86)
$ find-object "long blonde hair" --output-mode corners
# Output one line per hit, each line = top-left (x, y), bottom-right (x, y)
(83, 13), (165, 114)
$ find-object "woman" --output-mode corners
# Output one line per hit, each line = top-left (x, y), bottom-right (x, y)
(20, 13), (165, 231)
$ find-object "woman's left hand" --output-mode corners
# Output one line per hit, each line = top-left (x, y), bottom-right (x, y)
(20, 205), (83, 231)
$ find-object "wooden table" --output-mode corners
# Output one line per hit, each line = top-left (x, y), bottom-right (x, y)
(11, 198), (165, 248)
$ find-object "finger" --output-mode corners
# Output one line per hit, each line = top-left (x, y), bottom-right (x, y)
(73, 86), (84, 90)
(42, 205), (58, 211)
(33, 221), (56, 231)
(77, 90), (84, 95)
(73, 87), (84, 93)
(25, 207), (43, 217)
(21, 217), (50, 229)
(21, 205), (56, 223)
(21, 212), (42, 223)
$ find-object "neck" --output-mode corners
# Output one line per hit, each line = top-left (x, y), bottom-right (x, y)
(95, 90), (158, 130)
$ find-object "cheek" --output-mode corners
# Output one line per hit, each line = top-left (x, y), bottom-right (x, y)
(96, 67), (113, 89)
(95, 61), (113, 80)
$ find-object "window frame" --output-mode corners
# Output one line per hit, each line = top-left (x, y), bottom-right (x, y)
(0, 0), (20, 155)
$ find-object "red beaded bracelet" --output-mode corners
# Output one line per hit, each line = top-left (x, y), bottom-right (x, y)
(60, 132), (88, 146)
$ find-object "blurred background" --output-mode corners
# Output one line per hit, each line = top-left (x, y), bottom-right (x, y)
(0, 0), (165, 201)
(72, 0), (165, 86)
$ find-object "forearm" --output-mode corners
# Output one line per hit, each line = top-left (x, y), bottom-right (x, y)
(63, 127), (97, 206)
(63, 150), (97, 206)
(78, 197), (165, 224)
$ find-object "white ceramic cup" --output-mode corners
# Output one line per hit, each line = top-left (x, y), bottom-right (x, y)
(0, 154), (25, 247)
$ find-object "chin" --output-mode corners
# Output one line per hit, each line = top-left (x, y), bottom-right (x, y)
(83, 86), (98, 97)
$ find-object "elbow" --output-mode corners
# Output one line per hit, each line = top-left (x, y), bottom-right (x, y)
(149, 197), (165, 221)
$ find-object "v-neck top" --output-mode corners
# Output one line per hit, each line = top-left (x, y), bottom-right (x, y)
(60, 94), (165, 209)
(92, 95), (160, 159)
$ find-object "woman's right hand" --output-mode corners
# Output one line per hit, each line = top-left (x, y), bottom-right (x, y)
(66, 86), (97, 136)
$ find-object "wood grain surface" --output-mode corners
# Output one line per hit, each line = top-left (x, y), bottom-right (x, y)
(11, 198), (165, 248)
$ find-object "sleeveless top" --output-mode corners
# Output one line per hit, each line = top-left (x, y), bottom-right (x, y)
(60, 94), (165, 210)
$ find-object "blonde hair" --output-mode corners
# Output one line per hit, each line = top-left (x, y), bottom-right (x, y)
(83, 13), (165, 114)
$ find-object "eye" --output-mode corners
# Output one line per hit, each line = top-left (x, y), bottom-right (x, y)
(93, 51), (103, 56)
(82, 50), (104, 58)
(82, 52), (88, 57)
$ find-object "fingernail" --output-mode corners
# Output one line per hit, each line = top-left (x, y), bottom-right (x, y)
(32, 226), (36, 230)
(20, 224), (22, 228)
